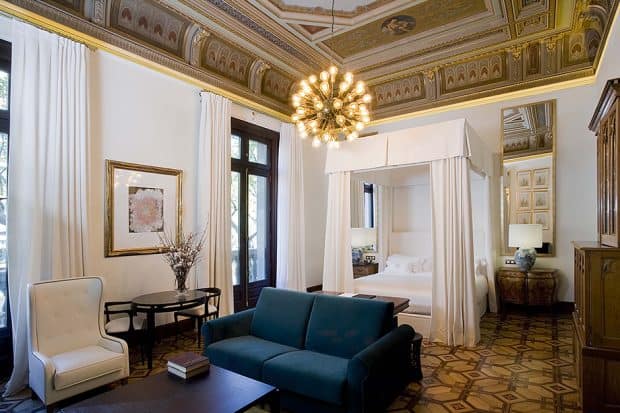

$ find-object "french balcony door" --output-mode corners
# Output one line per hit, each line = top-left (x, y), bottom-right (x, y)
(230, 119), (278, 312)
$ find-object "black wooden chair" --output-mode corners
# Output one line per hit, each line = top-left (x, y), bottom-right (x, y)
(174, 287), (221, 345)
(104, 301), (146, 363)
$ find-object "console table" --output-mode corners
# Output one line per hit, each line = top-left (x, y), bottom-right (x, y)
(132, 290), (207, 369)
(353, 262), (379, 278)
(496, 267), (558, 314)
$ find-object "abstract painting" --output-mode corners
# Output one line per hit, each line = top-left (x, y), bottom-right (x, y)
(129, 187), (164, 233)
(105, 160), (182, 257)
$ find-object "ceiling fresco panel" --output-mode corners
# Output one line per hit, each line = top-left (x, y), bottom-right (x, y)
(322, 0), (489, 58)
(201, 36), (253, 86)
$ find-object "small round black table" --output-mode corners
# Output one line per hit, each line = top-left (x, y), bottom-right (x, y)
(132, 290), (207, 369)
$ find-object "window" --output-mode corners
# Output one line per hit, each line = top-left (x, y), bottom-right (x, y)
(230, 118), (278, 311)
(364, 183), (374, 228)
(0, 38), (11, 374)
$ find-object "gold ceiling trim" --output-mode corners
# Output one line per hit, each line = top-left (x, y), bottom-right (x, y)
(0, 0), (291, 123)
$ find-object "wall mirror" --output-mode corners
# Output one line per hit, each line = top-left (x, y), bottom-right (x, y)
(501, 100), (556, 256)
(350, 178), (376, 229)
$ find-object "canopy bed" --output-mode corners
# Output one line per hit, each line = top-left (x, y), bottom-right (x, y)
(322, 119), (495, 347)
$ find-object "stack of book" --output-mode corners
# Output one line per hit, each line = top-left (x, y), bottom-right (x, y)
(167, 352), (210, 379)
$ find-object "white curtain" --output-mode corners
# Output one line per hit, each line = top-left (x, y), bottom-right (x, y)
(430, 157), (479, 347)
(322, 172), (354, 292)
(376, 185), (392, 272)
(350, 178), (364, 228)
(4, 20), (90, 396)
(196, 92), (234, 316)
(276, 123), (306, 291)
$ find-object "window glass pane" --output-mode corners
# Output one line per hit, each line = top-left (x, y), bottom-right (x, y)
(231, 171), (240, 286)
(0, 199), (5, 329)
(0, 133), (7, 198)
(248, 174), (268, 282)
(231, 135), (241, 160)
(0, 71), (7, 111)
(248, 140), (268, 165)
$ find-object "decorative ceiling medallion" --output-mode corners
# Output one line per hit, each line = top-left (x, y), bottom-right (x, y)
(381, 15), (416, 35)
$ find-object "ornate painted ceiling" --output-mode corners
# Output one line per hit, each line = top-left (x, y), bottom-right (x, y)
(9, 0), (618, 121)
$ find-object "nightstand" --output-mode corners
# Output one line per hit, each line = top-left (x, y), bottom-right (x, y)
(353, 263), (379, 279)
(497, 267), (558, 314)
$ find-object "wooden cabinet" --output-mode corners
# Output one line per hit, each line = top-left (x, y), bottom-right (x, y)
(573, 78), (620, 413)
(496, 267), (558, 313)
(590, 78), (620, 247)
(352, 263), (378, 278)
(573, 242), (620, 413)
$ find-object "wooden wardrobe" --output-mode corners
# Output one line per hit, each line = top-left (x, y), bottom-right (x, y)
(573, 78), (620, 413)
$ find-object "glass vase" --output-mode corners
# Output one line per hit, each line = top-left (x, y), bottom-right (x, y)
(174, 268), (189, 297)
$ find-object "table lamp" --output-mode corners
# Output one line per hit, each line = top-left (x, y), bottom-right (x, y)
(509, 224), (543, 272)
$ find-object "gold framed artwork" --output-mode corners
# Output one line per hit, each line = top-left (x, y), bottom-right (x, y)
(517, 191), (532, 210)
(517, 170), (532, 189)
(533, 190), (550, 210)
(105, 160), (183, 257)
(533, 168), (550, 189)
(534, 211), (550, 230)
(516, 212), (532, 225)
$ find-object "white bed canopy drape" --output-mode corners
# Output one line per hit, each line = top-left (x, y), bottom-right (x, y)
(322, 119), (494, 347)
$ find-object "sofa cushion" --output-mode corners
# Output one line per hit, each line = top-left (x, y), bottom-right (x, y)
(52, 346), (126, 391)
(263, 350), (349, 406)
(250, 288), (316, 348)
(206, 335), (297, 380)
(305, 295), (394, 359)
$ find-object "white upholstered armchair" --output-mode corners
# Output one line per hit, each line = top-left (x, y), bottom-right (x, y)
(28, 277), (129, 408)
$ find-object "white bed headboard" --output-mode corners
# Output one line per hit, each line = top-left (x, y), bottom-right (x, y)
(390, 232), (432, 258)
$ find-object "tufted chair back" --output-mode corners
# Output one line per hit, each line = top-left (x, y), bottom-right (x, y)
(29, 277), (106, 356)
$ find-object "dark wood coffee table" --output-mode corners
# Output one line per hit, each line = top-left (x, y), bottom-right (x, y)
(314, 291), (410, 314)
(61, 365), (278, 413)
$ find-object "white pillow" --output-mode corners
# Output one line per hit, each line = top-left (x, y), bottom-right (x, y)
(385, 255), (417, 273)
(420, 257), (433, 272)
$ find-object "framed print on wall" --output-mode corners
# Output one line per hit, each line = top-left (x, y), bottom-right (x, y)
(516, 212), (532, 225)
(533, 190), (549, 210)
(533, 168), (550, 189)
(105, 160), (183, 257)
(517, 170), (532, 189)
(517, 191), (532, 210)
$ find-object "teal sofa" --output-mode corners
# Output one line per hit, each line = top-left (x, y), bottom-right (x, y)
(202, 288), (416, 413)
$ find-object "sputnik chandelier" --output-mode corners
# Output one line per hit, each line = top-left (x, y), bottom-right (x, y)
(290, 0), (372, 149)
(291, 67), (372, 148)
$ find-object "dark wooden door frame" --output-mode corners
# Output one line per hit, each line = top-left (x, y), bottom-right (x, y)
(231, 118), (278, 312)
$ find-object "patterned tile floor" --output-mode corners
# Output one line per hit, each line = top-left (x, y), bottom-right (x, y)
(0, 313), (579, 413)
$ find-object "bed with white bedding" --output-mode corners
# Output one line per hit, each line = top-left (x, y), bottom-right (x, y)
(352, 254), (490, 337)
(354, 271), (489, 318)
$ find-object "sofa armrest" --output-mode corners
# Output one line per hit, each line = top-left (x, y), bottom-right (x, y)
(202, 308), (255, 348)
(98, 334), (128, 354)
(29, 351), (56, 402)
(347, 325), (415, 413)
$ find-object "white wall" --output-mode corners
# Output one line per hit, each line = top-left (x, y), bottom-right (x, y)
(88, 51), (283, 323)
(302, 13), (620, 301)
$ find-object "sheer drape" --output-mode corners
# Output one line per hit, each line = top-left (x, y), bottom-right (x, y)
(376, 185), (392, 272)
(196, 92), (234, 315)
(430, 157), (479, 347)
(276, 123), (306, 291)
(4, 20), (90, 396)
(350, 178), (364, 228)
(322, 172), (354, 292)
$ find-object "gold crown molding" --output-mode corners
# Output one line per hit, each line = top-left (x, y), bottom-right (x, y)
(0, 0), (291, 122)
(369, 68), (596, 127)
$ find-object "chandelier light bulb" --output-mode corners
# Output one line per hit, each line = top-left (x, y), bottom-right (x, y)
(363, 94), (372, 103)
(329, 66), (338, 75)
(292, 114), (300, 121)
(336, 115), (346, 125)
(355, 81), (365, 94)
(345, 72), (353, 82)
(333, 98), (343, 110)
(296, 107), (305, 115)
(339, 82), (350, 92)
(308, 74), (317, 84)
(362, 115), (370, 123)
(320, 82), (330, 94)
(320, 71), (329, 81)
(314, 101), (324, 110)
(349, 131), (359, 140)
(312, 137), (321, 147)
(300, 130), (308, 139)
(356, 122), (364, 131)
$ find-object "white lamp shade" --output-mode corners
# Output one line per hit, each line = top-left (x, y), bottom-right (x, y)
(351, 227), (376, 248)
(508, 224), (543, 248)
